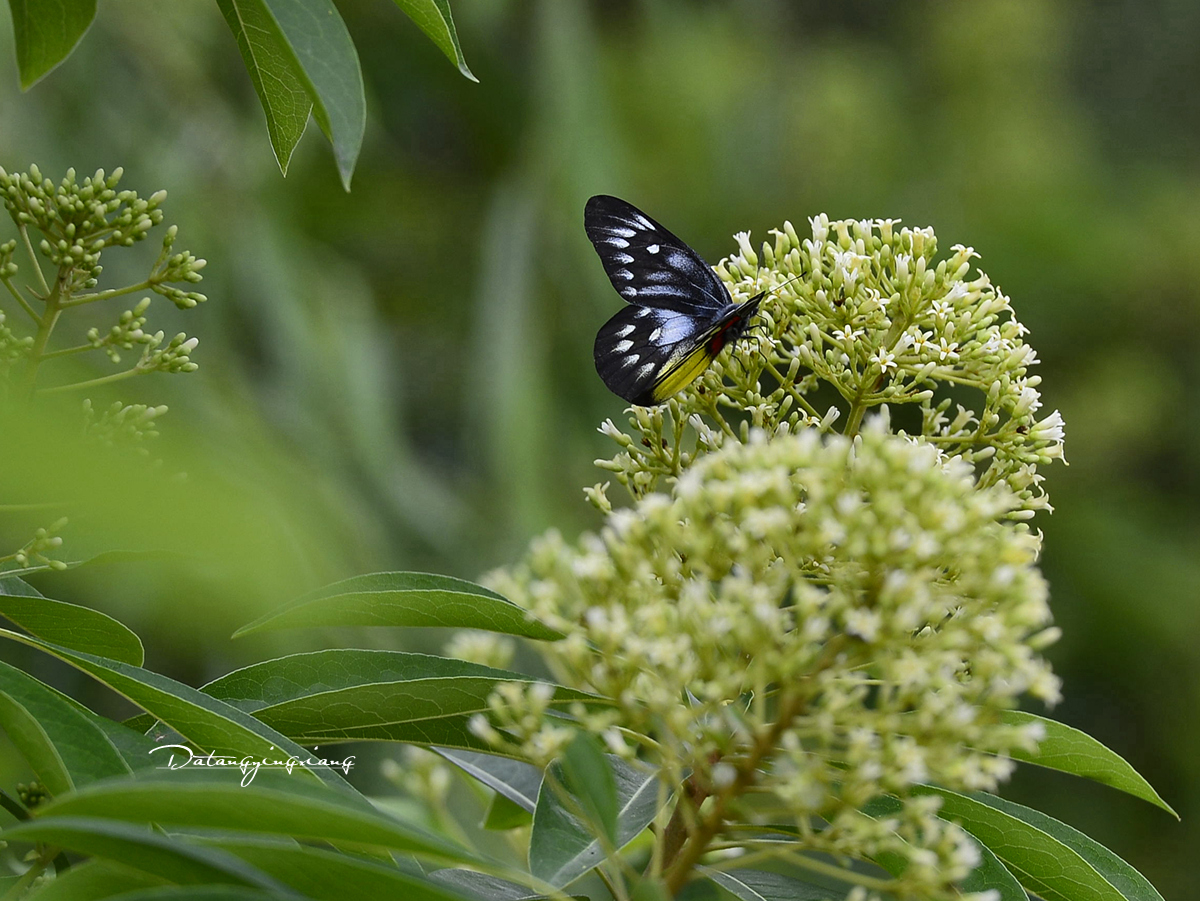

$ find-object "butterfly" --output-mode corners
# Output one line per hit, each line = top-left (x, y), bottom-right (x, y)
(585, 194), (762, 406)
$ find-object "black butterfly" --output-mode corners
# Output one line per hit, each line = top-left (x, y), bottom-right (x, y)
(585, 194), (762, 406)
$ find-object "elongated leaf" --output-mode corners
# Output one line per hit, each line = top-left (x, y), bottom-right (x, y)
(437, 748), (543, 811)
(0, 659), (132, 796)
(2, 817), (288, 890)
(952, 790), (1164, 901)
(0, 575), (143, 665)
(197, 835), (473, 901)
(215, 0), (311, 175)
(103, 889), (280, 901)
(924, 786), (1161, 901)
(560, 733), (618, 845)
(700, 867), (836, 901)
(529, 756), (660, 887)
(1000, 710), (1177, 818)
(961, 835), (1029, 901)
(862, 794), (1027, 900)
(427, 870), (577, 901)
(24, 858), (166, 901)
(199, 649), (600, 748)
(390, 0), (475, 81)
(235, 572), (562, 640)
(6, 0), (96, 88)
(261, 0), (364, 190)
(0, 627), (349, 789)
(33, 771), (473, 864)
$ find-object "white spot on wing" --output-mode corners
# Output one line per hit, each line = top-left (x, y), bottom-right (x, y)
(620, 286), (638, 298)
(612, 252), (634, 264)
(616, 324), (635, 338)
(620, 354), (639, 369)
(614, 269), (634, 280)
(631, 213), (655, 230)
(647, 244), (660, 254)
(635, 362), (656, 381)
(609, 226), (637, 238)
(649, 327), (662, 342)
(602, 237), (630, 249)
(635, 307), (652, 318)
(614, 340), (634, 353)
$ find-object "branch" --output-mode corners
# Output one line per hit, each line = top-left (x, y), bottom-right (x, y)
(37, 366), (143, 395)
(60, 279), (152, 308)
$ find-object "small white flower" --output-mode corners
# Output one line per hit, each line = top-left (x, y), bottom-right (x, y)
(871, 348), (898, 372)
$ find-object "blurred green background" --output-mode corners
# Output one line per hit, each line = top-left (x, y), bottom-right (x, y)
(0, 0), (1195, 894)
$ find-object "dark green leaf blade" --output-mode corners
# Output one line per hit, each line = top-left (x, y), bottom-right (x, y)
(960, 834), (1029, 901)
(0, 575), (144, 665)
(234, 572), (562, 640)
(261, 0), (364, 190)
(6, 0), (96, 88)
(215, 0), (312, 175)
(436, 748), (543, 812)
(2, 817), (288, 890)
(198, 834), (475, 901)
(33, 771), (474, 864)
(23, 858), (167, 901)
(0, 659), (131, 796)
(701, 867), (838, 901)
(1000, 710), (1177, 818)
(923, 785), (1160, 901)
(199, 649), (599, 748)
(0, 627), (349, 789)
(390, 0), (476, 81)
(529, 756), (660, 887)
(950, 789), (1165, 901)
(560, 733), (618, 845)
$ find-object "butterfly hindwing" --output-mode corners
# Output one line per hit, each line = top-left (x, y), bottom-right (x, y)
(594, 296), (761, 406)
(584, 195), (732, 314)
(594, 304), (708, 406)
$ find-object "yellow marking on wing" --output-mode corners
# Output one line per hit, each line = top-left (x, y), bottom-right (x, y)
(651, 343), (717, 402)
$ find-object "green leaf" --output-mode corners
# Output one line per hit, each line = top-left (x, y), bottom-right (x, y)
(216, 0), (364, 189)
(1000, 710), (1177, 818)
(923, 786), (1164, 901)
(560, 732), (618, 845)
(196, 834), (474, 901)
(700, 868), (837, 901)
(260, 0), (364, 190)
(234, 572), (563, 641)
(2, 817), (289, 890)
(33, 770), (474, 864)
(101, 889), (282, 901)
(199, 649), (601, 748)
(0, 627), (350, 789)
(24, 859), (167, 901)
(390, 0), (476, 81)
(529, 756), (660, 887)
(5, 0), (96, 88)
(960, 835), (1029, 901)
(0, 575), (144, 665)
(0, 659), (132, 796)
(215, 0), (312, 175)
(436, 748), (543, 811)
(427, 869), (575, 901)
(484, 792), (533, 831)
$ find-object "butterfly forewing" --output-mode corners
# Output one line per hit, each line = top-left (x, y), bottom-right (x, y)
(584, 195), (731, 314)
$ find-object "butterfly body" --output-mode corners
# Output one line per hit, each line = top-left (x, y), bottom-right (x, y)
(585, 194), (760, 406)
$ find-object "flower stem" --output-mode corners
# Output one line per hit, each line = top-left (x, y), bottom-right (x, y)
(60, 279), (152, 308)
(1, 275), (41, 325)
(37, 365), (143, 395)
(18, 224), (50, 297)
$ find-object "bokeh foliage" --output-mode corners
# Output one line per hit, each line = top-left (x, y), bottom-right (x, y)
(0, 0), (1194, 896)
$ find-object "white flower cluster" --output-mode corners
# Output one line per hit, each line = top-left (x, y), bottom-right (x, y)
(487, 424), (1058, 900)
(596, 215), (1065, 516)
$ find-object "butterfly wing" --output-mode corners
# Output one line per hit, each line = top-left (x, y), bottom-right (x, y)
(594, 297), (761, 405)
(584, 195), (732, 314)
